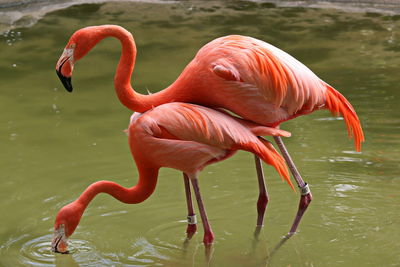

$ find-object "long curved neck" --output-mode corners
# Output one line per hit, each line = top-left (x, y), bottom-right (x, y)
(93, 25), (181, 112)
(76, 166), (159, 209)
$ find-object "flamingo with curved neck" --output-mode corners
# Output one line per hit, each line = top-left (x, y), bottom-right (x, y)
(55, 25), (364, 149)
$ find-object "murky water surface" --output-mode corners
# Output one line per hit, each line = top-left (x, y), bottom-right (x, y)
(0, 1), (399, 266)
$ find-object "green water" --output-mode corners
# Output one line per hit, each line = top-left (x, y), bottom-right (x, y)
(0, 1), (399, 266)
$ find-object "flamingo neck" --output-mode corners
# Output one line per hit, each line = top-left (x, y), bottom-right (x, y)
(76, 167), (159, 209)
(55, 166), (159, 237)
(91, 25), (184, 112)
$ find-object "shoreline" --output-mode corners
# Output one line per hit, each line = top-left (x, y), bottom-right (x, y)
(1, 0), (400, 34)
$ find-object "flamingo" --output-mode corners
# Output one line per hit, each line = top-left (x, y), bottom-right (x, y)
(51, 102), (294, 253)
(55, 25), (364, 243)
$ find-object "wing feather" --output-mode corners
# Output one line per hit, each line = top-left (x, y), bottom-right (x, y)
(205, 35), (327, 115)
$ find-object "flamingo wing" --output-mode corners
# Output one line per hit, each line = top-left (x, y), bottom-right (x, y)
(198, 35), (364, 150)
(129, 103), (293, 189)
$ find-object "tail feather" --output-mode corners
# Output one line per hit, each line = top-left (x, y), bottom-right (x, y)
(253, 138), (295, 191)
(325, 85), (364, 151)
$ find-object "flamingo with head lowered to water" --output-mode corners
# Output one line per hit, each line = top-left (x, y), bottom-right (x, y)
(51, 102), (294, 253)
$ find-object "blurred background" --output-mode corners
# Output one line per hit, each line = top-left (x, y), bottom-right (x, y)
(0, 1), (399, 266)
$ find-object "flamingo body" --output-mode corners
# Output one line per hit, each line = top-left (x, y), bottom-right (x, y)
(52, 103), (292, 253)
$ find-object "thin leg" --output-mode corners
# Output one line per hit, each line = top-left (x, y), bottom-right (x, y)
(254, 155), (269, 226)
(189, 174), (214, 245)
(183, 173), (197, 239)
(273, 136), (312, 236)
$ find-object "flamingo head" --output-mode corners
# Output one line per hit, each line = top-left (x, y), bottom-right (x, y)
(55, 26), (104, 92)
(51, 202), (84, 254)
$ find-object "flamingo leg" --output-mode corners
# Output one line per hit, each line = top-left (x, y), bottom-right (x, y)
(189, 174), (215, 245)
(273, 136), (312, 236)
(254, 155), (269, 226)
(183, 173), (197, 239)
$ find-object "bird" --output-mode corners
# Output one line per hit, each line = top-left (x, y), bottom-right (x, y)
(51, 102), (294, 253)
(55, 25), (364, 241)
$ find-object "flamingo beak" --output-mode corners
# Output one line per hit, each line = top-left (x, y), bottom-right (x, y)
(51, 224), (69, 254)
(56, 68), (73, 92)
(55, 48), (74, 92)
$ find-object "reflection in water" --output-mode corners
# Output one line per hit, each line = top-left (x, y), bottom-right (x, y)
(252, 226), (300, 267)
(204, 243), (214, 266)
(54, 254), (80, 267)
(263, 234), (292, 266)
(129, 237), (170, 263)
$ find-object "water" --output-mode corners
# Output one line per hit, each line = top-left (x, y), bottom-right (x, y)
(0, 1), (399, 266)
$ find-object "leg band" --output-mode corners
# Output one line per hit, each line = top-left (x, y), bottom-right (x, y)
(187, 215), (197, 225)
(300, 183), (311, 196)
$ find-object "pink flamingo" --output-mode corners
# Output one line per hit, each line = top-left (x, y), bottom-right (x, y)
(51, 102), (294, 253)
(55, 25), (364, 243)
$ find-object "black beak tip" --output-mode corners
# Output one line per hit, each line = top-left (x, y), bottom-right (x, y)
(56, 69), (73, 92)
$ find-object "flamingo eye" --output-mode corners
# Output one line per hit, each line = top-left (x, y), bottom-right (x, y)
(69, 43), (76, 49)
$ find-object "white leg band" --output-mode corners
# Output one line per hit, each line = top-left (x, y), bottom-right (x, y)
(300, 183), (311, 196)
(187, 215), (197, 225)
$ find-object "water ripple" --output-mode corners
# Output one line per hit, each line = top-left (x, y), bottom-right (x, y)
(0, 233), (106, 266)
(17, 234), (98, 266)
(0, 222), (192, 266)
(19, 235), (57, 266)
